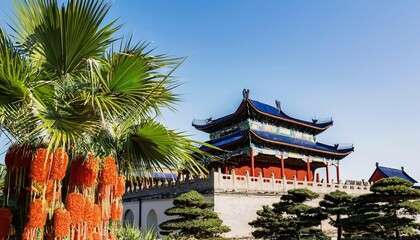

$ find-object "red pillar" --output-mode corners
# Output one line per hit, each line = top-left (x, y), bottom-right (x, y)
(336, 164), (340, 184)
(250, 148), (255, 177)
(306, 158), (311, 181)
(225, 165), (229, 174)
(325, 161), (330, 184)
(280, 155), (285, 179)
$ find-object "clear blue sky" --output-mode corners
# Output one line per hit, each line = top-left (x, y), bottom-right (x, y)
(1, 0), (420, 182)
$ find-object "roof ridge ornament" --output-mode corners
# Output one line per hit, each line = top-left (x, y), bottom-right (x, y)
(275, 100), (281, 112)
(242, 89), (250, 99)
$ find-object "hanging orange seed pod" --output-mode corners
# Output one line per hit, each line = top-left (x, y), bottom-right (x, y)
(22, 223), (35, 240)
(84, 198), (94, 222)
(110, 202), (122, 221)
(100, 156), (117, 186)
(29, 148), (52, 183)
(92, 232), (101, 240)
(50, 148), (68, 180)
(114, 174), (126, 198)
(87, 204), (102, 228)
(53, 208), (71, 239)
(66, 193), (86, 225)
(81, 154), (99, 186)
(28, 199), (48, 228)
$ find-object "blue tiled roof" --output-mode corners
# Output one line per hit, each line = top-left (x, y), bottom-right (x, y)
(192, 98), (333, 133)
(377, 166), (417, 183)
(192, 100), (246, 130)
(200, 129), (353, 158)
(140, 172), (177, 180)
(152, 172), (177, 179)
(252, 130), (352, 154)
(200, 130), (247, 151)
(249, 100), (333, 129)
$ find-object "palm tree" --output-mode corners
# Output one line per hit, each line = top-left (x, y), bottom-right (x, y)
(0, 0), (204, 179)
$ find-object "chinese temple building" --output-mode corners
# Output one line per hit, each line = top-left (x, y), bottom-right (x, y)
(123, 89), (368, 238)
(192, 89), (354, 183)
(368, 162), (418, 184)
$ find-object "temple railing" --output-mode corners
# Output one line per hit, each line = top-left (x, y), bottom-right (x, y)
(124, 168), (370, 200)
(215, 169), (370, 195)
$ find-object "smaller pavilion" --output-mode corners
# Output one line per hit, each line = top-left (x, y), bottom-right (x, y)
(368, 162), (418, 184)
(193, 89), (354, 183)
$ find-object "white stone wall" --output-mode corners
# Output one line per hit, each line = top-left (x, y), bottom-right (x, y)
(125, 193), (346, 238)
(213, 193), (280, 238)
(122, 201), (140, 226)
(123, 169), (369, 238)
(139, 196), (214, 234)
(141, 199), (174, 233)
(213, 193), (336, 238)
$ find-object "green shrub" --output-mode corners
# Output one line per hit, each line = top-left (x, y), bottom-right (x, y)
(160, 190), (230, 239)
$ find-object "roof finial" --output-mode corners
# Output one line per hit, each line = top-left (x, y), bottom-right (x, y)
(376, 162), (379, 167)
(242, 89), (250, 99)
(401, 166), (404, 172)
(275, 100), (281, 111)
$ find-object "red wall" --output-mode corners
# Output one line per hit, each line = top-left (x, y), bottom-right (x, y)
(284, 165), (312, 181)
(235, 161), (251, 176)
(369, 170), (385, 183)
(232, 160), (314, 181)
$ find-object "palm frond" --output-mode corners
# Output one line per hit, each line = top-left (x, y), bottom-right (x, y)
(89, 38), (181, 122)
(11, 0), (119, 76)
(0, 28), (31, 105)
(119, 119), (205, 180)
(0, 0), (204, 182)
(28, 101), (101, 152)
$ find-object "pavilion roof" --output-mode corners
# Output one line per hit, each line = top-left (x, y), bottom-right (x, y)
(200, 129), (353, 160)
(192, 98), (333, 135)
(368, 165), (417, 184)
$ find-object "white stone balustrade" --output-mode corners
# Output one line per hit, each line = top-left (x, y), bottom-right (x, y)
(214, 169), (370, 195)
(124, 168), (370, 200)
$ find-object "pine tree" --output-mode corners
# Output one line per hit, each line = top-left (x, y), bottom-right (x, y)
(319, 190), (353, 240)
(342, 177), (420, 239)
(159, 190), (230, 239)
(249, 188), (330, 240)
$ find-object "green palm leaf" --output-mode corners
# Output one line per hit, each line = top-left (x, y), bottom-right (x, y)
(120, 119), (205, 180)
(0, 28), (31, 105)
(11, 0), (119, 76)
(0, 0), (207, 182)
(90, 38), (180, 121)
